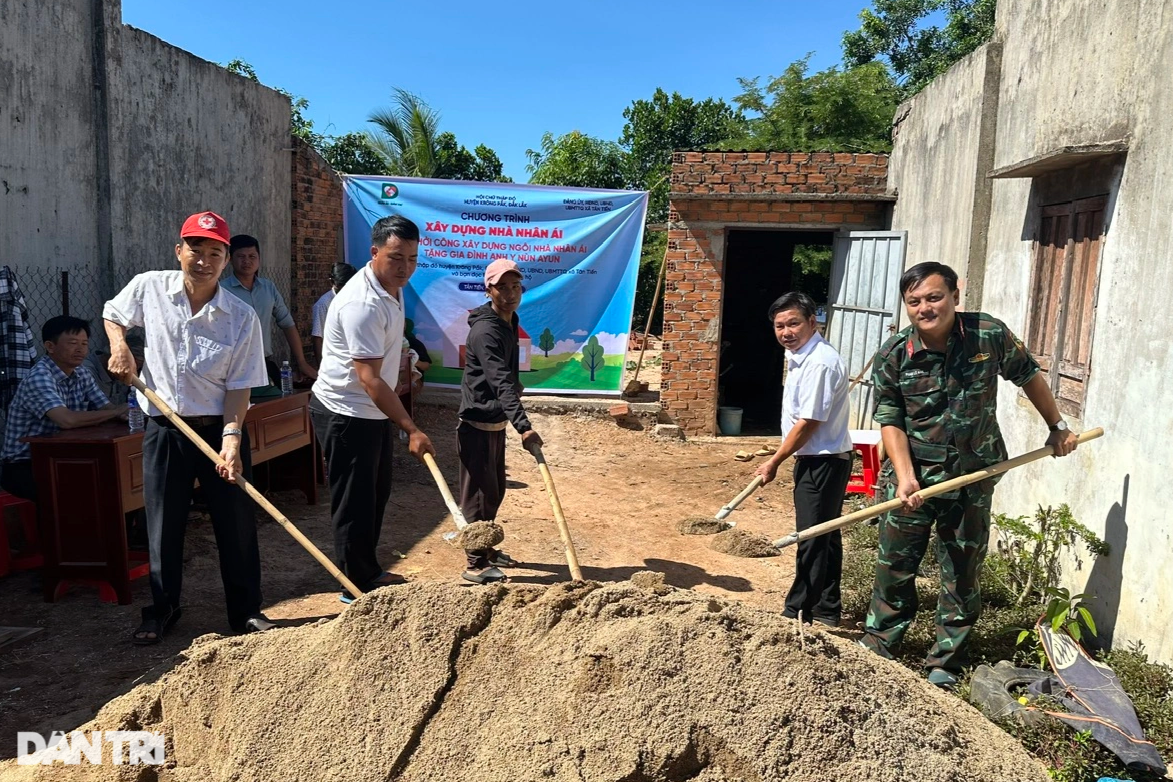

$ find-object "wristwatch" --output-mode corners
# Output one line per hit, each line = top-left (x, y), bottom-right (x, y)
(1048, 420), (1069, 433)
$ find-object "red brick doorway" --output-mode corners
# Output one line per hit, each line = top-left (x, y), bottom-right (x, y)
(718, 229), (835, 434)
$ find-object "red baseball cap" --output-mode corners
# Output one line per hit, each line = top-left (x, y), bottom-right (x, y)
(180, 211), (231, 245)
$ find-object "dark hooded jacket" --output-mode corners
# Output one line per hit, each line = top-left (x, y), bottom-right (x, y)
(458, 303), (532, 433)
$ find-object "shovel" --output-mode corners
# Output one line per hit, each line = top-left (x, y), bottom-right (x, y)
(773, 427), (1104, 549)
(527, 443), (584, 581)
(716, 475), (765, 522)
(129, 378), (363, 600)
(423, 453), (469, 531)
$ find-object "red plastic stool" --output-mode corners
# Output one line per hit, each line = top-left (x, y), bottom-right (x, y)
(846, 429), (883, 498)
(0, 490), (42, 576)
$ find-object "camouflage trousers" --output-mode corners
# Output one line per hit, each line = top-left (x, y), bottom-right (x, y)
(860, 485), (992, 672)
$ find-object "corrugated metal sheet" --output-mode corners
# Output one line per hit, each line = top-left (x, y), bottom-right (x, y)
(826, 231), (907, 429)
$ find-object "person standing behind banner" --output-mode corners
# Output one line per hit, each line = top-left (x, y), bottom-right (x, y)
(311, 215), (435, 604)
(104, 211), (273, 645)
(311, 263), (358, 364)
(752, 291), (853, 628)
(457, 258), (543, 585)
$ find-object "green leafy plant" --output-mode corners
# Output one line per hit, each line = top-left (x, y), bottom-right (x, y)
(992, 504), (1109, 607)
(1015, 587), (1097, 669)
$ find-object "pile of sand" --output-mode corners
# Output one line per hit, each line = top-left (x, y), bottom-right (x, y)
(3, 580), (1049, 782)
(675, 516), (729, 535)
(709, 528), (780, 557)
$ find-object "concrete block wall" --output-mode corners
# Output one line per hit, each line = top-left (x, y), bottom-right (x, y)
(290, 139), (343, 359)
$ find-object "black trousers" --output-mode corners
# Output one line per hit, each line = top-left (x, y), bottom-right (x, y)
(310, 397), (393, 589)
(784, 454), (852, 623)
(456, 422), (507, 568)
(0, 460), (37, 501)
(143, 416), (261, 629)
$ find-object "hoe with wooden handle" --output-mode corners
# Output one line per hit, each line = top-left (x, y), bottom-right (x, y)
(773, 427), (1104, 549)
(526, 443), (584, 581)
(130, 378), (363, 600)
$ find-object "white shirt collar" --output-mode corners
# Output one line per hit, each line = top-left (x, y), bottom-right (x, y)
(786, 332), (825, 367)
(166, 271), (225, 314)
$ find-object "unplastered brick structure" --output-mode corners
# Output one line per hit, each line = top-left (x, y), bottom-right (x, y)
(290, 138), (344, 360)
(662, 151), (894, 435)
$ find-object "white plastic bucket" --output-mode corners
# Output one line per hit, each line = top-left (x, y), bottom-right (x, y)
(718, 406), (743, 436)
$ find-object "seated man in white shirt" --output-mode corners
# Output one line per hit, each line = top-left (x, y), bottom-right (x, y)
(310, 263), (357, 364)
(753, 291), (854, 628)
(104, 210), (273, 645)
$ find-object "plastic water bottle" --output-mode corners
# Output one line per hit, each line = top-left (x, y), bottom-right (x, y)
(280, 360), (293, 396)
(127, 393), (145, 433)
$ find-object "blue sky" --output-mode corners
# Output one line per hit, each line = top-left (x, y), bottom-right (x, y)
(121, 1), (875, 181)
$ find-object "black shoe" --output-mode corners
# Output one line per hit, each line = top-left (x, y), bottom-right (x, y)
(233, 613), (276, 634)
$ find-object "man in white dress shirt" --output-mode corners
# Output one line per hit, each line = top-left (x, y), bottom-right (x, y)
(753, 291), (854, 627)
(311, 263), (358, 364)
(311, 215), (434, 603)
(104, 211), (273, 644)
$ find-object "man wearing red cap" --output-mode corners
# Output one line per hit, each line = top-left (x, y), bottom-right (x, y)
(457, 257), (543, 584)
(104, 211), (272, 644)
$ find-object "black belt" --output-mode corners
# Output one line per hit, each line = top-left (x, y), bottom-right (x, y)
(795, 452), (853, 461)
(151, 414), (223, 429)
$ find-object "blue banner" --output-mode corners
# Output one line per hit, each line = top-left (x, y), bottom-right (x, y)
(342, 176), (648, 394)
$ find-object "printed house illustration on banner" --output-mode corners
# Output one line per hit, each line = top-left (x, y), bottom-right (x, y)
(453, 310), (532, 371)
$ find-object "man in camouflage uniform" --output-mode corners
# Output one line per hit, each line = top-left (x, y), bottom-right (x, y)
(859, 262), (1078, 689)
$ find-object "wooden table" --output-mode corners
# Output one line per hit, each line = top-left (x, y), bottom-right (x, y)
(26, 392), (317, 604)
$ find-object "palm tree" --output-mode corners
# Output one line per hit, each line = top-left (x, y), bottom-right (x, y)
(365, 89), (442, 177)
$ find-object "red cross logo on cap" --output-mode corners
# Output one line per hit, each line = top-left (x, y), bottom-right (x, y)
(198, 215), (217, 230)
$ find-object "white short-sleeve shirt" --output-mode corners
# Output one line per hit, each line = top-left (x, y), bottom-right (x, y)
(311, 289), (335, 338)
(782, 332), (853, 456)
(102, 271), (268, 417)
(311, 264), (404, 419)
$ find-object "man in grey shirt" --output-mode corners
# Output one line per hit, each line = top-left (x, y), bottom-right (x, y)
(224, 234), (316, 385)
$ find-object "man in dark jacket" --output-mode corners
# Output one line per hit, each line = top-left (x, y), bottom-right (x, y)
(458, 258), (543, 584)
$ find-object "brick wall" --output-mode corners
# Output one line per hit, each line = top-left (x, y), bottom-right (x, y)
(290, 138), (343, 360)
(670, 151), (888, 196)
(660, 151), (891, 436)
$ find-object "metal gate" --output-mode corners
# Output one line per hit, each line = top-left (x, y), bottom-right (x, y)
(826, 231), (907, 429)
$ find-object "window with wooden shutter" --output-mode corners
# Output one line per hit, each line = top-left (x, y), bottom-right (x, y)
(1027, 195), (1106, 417)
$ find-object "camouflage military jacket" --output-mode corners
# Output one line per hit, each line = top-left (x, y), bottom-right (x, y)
(871, 312), (1040, 492)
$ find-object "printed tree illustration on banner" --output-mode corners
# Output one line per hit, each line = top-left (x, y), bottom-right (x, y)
(580, 335), (605, 381)
(538, 328), (555, 357)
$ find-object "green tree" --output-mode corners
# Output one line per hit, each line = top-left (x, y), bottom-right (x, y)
(730, 55), (900, 151)
(620, 89), (746, 222)
(366, 88), (443, 177)
(842, 0), (997, 95)
(434, 132), (512, 182)
(224, 59), (323, 148)
(580, 335), (605, 381)
(526, 131), (628, 189)
(321, 132), (389, 175)
(538, 328), (555, 357)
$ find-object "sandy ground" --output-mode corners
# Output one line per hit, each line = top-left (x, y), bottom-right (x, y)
(0, 402), (802, 755)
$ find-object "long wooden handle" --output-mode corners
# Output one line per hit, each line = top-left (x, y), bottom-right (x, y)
(628, 244), (669, 387)
(130, 378), (363, 599)
(715, 475), (765, 520)
(423, 452), (468, 530)
(528, 444), (584, 581)
(773, 427), (1104, 549)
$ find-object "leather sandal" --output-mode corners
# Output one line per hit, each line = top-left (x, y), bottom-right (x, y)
(132, 606), (182, 646)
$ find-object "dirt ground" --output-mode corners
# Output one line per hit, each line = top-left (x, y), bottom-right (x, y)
(0, 401), (806, 755)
